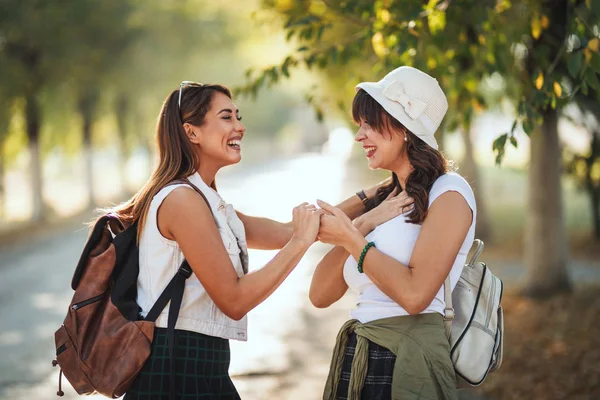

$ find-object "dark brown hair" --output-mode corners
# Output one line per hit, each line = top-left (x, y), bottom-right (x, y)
(107, 83), (231, 240)
(352, 88), (451, 224)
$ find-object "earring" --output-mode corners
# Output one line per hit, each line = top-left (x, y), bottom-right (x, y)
(404, 135), (408, 142)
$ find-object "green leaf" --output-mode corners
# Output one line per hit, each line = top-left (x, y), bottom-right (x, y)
(523, 119), (534, 136)
(297, 46), (309, 52)
(287, 15), (320, 28)
(492, 133), (508, 151)
(510, 135), (518, 148)
(492, 134), (507, 166)
(585, 69), (600, 90)
(590, 52), (600, 74)
(317, 24), (325, 40)
(315, 107), (323, 122)
(568, 52), (583, 78)
(331, 46), (339, 63)
(511, 120), (517, 133)
(286, 29), (296, 41)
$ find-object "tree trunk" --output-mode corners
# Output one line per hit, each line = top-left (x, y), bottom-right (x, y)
(82, 114), (95, 208)
(0, 152), (4, 220)
(523, 108), (571, 297)
(459, 125), (492, 242)
(25, 93), (44, 222)
(591, 187), (600, 240)
(115, 94), (129, 195)
(587, 133), (600, 240)
(78, 89), (99, 208)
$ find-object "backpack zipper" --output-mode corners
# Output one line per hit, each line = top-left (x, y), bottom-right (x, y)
(71, 293), (104, 311)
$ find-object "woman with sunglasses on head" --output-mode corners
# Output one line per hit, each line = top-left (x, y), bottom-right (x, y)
(116, 82), (398, 399)
(310, 67), (476, 399)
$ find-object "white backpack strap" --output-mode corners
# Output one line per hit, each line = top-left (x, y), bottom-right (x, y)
(443, 276), (454, 339)
(443, 239), (484, 339)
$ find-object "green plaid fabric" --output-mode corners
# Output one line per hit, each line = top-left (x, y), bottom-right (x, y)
(336, 332), (395, 400)
(124, 328), (240, 399)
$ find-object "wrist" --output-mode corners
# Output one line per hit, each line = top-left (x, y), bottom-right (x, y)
(353, 216), (372, 236)
(343, 227), (368, 255)
(364, 185), (377, 200)
(290, 235), (312, 252)
(355, 190), (369, 210)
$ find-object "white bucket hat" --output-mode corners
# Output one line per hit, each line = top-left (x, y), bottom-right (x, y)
(356, 66), (448, 150)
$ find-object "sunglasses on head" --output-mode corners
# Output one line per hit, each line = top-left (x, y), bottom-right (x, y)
(178, 81), (204, 109)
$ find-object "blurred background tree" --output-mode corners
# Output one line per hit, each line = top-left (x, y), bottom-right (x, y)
(564, 93), (600, 241)
(242, 0), (600, 298)
(1, 0), (598, 297)
(0, 0), (300, 222)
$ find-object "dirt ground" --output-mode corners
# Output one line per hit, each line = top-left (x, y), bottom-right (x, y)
(472, 286), (600, 400)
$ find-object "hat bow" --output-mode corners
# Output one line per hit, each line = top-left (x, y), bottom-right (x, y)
(382, 80), (427, 120)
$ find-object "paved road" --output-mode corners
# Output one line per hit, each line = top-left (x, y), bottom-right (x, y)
(0, 153), (357, 399)
(1, 153), (598, 400)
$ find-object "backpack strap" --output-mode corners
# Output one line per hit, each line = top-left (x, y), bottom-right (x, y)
(443, 239), (485, 339)
(443, 278), (454, 339)
(144, 177), (216, 400)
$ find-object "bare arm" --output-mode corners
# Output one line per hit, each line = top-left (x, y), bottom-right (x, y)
(309, 220), (371, 308)
(318, 192), (472, 315)
(336, 179), (386, 220)
(160, 188), (321, 320)
(309, 190), (412, 308)
(236, 179), (386, 250)
(236, 212), (293, 250)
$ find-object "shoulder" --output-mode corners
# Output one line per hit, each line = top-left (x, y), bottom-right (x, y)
(429, 172), (476, 211)
(152, 184), (192, 204)
(161, 185), (210, 213)
(431, 172), (473, 193)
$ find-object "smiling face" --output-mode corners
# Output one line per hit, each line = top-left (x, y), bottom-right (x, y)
(185, 91), (245, 168)
(352, 89), (408, 171)
(355, 120), (406, 171)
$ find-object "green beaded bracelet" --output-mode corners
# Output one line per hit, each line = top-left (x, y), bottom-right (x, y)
(357, 241), (376, 273)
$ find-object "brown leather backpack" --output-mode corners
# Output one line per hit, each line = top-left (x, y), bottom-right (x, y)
(52, 179), (212, 398)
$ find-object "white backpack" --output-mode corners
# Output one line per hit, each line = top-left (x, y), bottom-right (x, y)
(443, 239), (504, 386)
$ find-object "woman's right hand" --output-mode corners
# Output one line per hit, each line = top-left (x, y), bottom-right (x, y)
(291, 203), (324, 246)
(356, 189), (414, 233)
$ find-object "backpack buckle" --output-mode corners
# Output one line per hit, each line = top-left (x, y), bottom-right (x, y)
(178, 265), (193, 278)
(443, 307), (455, 321)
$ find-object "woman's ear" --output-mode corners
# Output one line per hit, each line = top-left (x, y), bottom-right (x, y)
(183, 122), (200, 144)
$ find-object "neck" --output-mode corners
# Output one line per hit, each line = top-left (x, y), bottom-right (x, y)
(197, 161), (220, 189)
(390, 157), (413, 190)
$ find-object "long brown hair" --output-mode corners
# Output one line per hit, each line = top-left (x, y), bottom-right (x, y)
(107, 83), (231, 240)
(352, 88), (452, 224)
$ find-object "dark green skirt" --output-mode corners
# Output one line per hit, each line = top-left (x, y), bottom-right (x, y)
(124, 328), (240, 400)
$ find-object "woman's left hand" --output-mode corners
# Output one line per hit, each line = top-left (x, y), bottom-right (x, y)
(316, 200), (358, 248)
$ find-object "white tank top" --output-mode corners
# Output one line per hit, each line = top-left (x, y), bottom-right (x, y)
(343, 172), (477, 323)
(137, 172), (249, 341)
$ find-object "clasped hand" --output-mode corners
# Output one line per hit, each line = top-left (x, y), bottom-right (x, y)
(316, 189), (414, 248)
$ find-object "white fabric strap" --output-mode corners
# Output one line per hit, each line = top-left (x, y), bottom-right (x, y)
(443, 277), (453, 339)
(419, 114), (437, 136)
(443, 239), (485, 339)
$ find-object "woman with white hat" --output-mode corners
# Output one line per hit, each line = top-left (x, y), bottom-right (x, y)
(310, 66), (476, 399)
